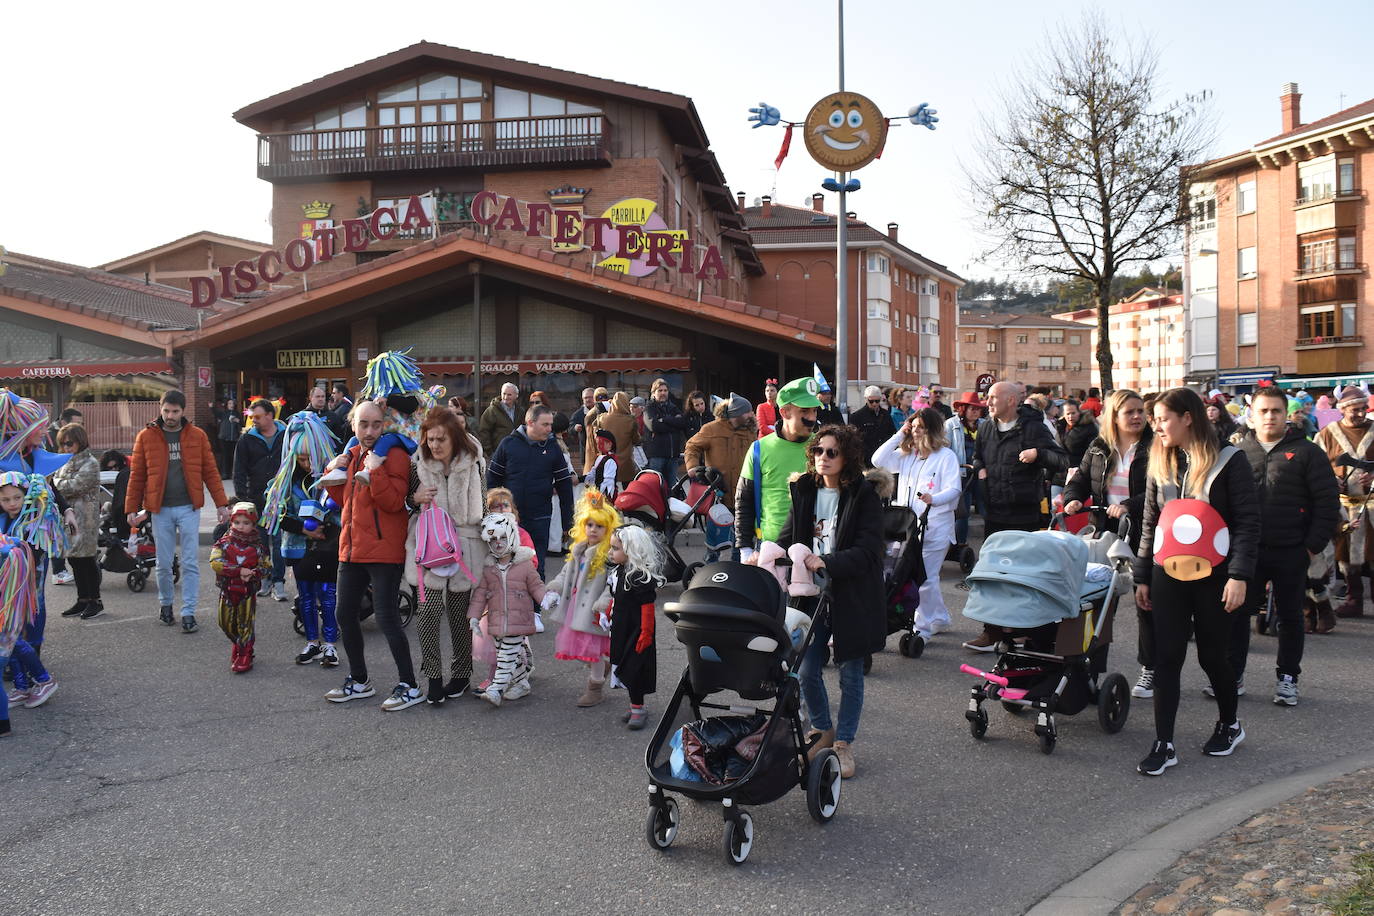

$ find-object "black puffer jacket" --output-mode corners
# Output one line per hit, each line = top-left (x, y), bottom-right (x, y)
(1062, 430), (1151, 551)
(643, 398), (687, 460)
(973, 405), (1068, 529)
(777, 471), (885, 663)
(1238, 427), (1341, 554)
(1133, 447), (1261, 585)
(847, 405), (896, 462)
(1060, 416), (1099, 470)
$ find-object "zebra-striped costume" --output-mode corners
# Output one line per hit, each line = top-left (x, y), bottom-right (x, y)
(491, 636), (530, 695)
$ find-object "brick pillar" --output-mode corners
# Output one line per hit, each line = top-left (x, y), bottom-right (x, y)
(349, 317), (378, 398)
(176, 346), (213, 426)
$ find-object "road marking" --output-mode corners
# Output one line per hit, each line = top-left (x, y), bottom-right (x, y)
(82, 614), (160, 627)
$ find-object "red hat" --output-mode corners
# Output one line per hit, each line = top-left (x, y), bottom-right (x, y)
(954, 391), (986, 409)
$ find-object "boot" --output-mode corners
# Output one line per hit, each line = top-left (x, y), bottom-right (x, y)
(786, 544), (820, 597)
(757, 541), (789, 592)
(239, 640), (254, 672)
(576, 677), (605, 707)
(230, 643), (242, 672)
(1316, 598), (1339, 634)
(1335, 575), (1365, 618)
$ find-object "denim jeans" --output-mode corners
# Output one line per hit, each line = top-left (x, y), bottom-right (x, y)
(798, 613), (866, 743)
(647, 456), (677, 491)
(336, 561), (414, 687)
(270, 538), (286, 585)
(152, 503), (200, 617)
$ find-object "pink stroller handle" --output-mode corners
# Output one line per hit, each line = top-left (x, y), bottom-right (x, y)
(960, 663), (1009, 686)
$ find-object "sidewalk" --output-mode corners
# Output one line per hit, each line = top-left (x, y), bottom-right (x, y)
(198, 478), (236, 544)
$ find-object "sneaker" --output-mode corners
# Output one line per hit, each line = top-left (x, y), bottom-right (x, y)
(320, 645), (339, 668)
(1203, 720), (1246, 756)
(258, 580), (273, 598)
(627, 705), (649, 730)
(1137, 740), (1178, 776)
(317, 466), (347, 487)
(533, 612), (545, 634)
(325, 677), (375, 703)
(295, 643), (323, 665)
(23, 678), (59, 709)
(5, 684), (30, 706)
(272, 581), (288, 602)
(380, 683), (424, 712)
(1203, 678), (1245, 698)
(353, 468), (371, 487)
(832, 740), (856, 778)
(52, 570), (75, 586)
(480, 685), (504, 707)
(1132, 667), (1155, 699)
(961, 630), (998, 653)
(472, 679), (492, 696)
(0, 719), (10, 737)
(181, 615), (199, 634)
(159, 605), (175, 626)
(79, 600), (105, 620)
(504, 679), (531, 701)
(61, 600), (87, 617)
(1273, 676), (1299, 707)
(443, 677), (470, 699)
(426, 678), (447, 706)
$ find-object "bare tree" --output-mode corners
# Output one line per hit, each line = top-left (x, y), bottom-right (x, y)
(968, 14), (1212, 392)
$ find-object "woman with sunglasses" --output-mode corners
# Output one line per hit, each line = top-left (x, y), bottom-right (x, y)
(774, 424), (884, 778)
(871, 408), (962, 653)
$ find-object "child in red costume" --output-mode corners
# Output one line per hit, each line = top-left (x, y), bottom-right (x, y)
(210, 502), (271, 672)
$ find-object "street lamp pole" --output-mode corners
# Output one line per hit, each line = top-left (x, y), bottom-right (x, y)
(834, 0), (850, 416)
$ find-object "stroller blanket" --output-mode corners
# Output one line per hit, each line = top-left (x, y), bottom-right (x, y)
(963, 530), (1089, 629)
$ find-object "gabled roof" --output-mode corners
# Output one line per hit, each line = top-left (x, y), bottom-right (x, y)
(98, 231), (272, 272)
(0, 253), (201, 331)
(957, 311), (1086, 330)
(1256, 95), (1374, 147)
(742, 203), (965, 286)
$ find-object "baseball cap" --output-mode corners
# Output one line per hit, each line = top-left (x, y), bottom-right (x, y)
(629, 396), (646, 407)
(777, 377), (823, 408)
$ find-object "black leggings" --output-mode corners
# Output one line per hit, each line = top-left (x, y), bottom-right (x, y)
(336, 562), (415, 688)
(70, 556), (102, 601)
(1149, 567), (1240, 743)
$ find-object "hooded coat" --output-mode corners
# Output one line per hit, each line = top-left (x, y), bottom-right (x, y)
(586, 392), (639, 483)
(468, 545), (546, 637)
(683, 416), (754, 511)
(405, 444), (488, 593)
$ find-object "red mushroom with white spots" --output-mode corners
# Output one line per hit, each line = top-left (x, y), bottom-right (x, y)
(1152, 499), (1230, 581)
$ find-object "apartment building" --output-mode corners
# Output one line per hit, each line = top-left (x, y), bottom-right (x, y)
(1055, 288), (1185, 394)
(955, 312), (1092, 395)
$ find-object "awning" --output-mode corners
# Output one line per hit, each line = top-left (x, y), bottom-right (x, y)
(414, 354), (692, 376)
(0, 359), (175, 380)
(1276, 373), (1374, 389)
(1216, 368), (1278, 386)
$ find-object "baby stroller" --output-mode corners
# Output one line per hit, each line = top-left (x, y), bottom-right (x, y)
(122, 520), (180, 592)
(958, 519), (1134, 754)
(882, 503), (930, 659)
(614, 468), (727, 585)
(644, 561), (842, 865)
(291, 584), (416, 634)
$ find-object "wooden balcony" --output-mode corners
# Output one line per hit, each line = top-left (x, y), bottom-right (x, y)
(257, 115), (613, 180)
(1296, 334), (1363, 349)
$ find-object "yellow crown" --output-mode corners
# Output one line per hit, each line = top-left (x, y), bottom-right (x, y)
(301, 200), (333, 219)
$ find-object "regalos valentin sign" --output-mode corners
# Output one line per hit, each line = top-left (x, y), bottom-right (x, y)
(188, 197), (432, 307)
(467, 191), (726, 281)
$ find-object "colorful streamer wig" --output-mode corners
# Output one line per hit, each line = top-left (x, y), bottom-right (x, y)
(260, 411), (338, 535)
(0, 534), (38, 644)
(0, 472), (68, 558)
(0, 389), (51, 463)
(361, 349), (423, 399)
(568, 488), (620, 582)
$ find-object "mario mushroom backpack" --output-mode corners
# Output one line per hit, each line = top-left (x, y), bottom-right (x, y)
(1151, 445), (1238, 582)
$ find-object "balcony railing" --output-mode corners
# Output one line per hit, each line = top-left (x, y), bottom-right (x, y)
(257, 115), (613, 179)
(1296, 335), (1363, 348)
(1294, 261), (1366, 280)
(1294, 188), (1364, 207)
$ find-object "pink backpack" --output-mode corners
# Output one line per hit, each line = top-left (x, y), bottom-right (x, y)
(414, 505), (477, 601)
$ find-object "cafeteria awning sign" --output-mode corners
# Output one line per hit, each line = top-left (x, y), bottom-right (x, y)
(277, 348), (346, 370)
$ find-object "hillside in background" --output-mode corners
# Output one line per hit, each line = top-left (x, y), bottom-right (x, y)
(960, 267), (1181, 315)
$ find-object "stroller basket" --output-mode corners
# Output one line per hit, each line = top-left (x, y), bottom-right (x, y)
(665, 562), (793, 701)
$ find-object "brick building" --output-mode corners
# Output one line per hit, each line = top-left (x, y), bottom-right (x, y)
(743, 195), (964, 405)
(954, 312), (1093, 396)
(99, 232), (272, 293)
(1185, 82), (1373, 393)
(1055, 288), (1185, 395)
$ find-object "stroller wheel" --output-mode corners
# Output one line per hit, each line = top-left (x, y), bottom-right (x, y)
(398, 588), (416, 628)
(722, 811), (754, 866)
(291, 597), (305, 636)
(959, 546), (976, 574)
(806, 749), (842, 823)
(899, 633), (925, 659)
(1096, 672), (1131, 734)
(645, 796), (680, 851)
(1253, 612), (1270, 636)
(967, 708), (988, 739)
(127, 571), (146, 593)
(1038, 731), (1057, 754)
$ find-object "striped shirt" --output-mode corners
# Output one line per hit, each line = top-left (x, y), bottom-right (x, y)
(1106, 442), (1137, 506)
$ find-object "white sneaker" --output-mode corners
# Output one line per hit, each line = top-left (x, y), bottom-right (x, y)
(380, 683), (423, 711)
(533, 612), (545, 634)
(1273, 676), (1299, 707)
(320, 645), (339, 668)
(258, 580), (273, 598)
(272, 581), (288, 602)
(318, 466), (347, 486)
(354, 468), (371, 487)
(504, 679), (531, 700)
(480, 685), (504, 707)
(52, 570), (75, 586)
(325, 677), (374, 703)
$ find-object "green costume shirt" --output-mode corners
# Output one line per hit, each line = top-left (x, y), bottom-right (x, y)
(741, 432), (811, 543)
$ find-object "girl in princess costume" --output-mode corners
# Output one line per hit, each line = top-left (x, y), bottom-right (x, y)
(544, 490), (619, 707)
(260, 412), (342, 666)
(0, 472), (67, 713)
(209, 502), (273, 672)
(0, 534), (41, 736)
(318, 349), (443, 487)
(605, 524), (666, 730)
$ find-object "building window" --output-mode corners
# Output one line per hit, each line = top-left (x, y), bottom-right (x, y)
(893, 350), (902, 369)
(1015, 334), (1028, 344)
(1338, 159), (1356, 195)
(1039, 355), (1065, 370)
(1238, 246), (1257, 279)
(894, 309), (901, 327)
(1238, 312), (1258, 345)
(1016, 360), (1029, 370)
(964, 332), (976, 343)
(1191, 197), (1217, 228)
(1038, 330), (1065, 344)
(867, 301), (890, 319)
(1298, 157), (1335, 203)
(867, 346), (890, 366)
(867, 252), (889, 274)
(1236, 180), (1256, 215)
(1342, 303), (1358, 337)
(986, 342), (998, 353)
(1070, 362), (1083, 372)
(964, 361), (977, 371)
(1339, 236), (1356, 269)
(1069, 333), (1082, 345)
(1300, 306), (1336, 339)
(919, 278), (938, 296)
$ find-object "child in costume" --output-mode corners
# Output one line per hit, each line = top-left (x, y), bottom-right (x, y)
(470, 488), (538, 693)
(544, 490), (619, 707)
(210, 502), (272, 673)
(319, 349), (443, 487)
(0, 535), (41, 736)
(260, 412), (342, 666)
(606, 525), (665, 730)
(0, 473), (64, 711)
(467, 512), (546, 707)
(586, 429), (620, 498)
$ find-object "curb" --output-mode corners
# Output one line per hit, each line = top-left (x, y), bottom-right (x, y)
(1024, 745), (1374, 916)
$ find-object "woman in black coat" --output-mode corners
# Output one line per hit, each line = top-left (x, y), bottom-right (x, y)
(775, 423), (884, 779)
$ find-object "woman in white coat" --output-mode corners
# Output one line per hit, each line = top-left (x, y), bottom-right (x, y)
(872, 407), (962, 648)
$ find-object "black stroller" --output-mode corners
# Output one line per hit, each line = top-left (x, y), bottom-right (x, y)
(614, 467), (727, 585)
(119, 519), (181, 592)
(291, 585), (416, 634)
(644, 561), (842, 865)
(880, 503), (930, 659)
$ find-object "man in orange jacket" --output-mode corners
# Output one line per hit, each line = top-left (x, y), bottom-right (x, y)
(126, 390), (229, 632)
(320, 400), (422, 711)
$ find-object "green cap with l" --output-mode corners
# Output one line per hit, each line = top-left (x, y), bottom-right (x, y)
(777, 376), (823, 408)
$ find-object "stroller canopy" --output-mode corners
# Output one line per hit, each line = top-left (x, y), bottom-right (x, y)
(963, 530), (1089, 629)
(615, 470), (668, 528)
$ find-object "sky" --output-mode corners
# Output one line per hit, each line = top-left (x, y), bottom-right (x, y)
(2, 0), (1370, 283)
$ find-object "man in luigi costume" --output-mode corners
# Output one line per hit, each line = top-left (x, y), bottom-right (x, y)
(734, 377), (822, 559)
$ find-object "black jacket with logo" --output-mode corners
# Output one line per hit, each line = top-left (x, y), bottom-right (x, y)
(1238, 427), (1341, 554)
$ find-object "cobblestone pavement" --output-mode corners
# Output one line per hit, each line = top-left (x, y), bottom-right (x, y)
(1117, 768), (1374, 916)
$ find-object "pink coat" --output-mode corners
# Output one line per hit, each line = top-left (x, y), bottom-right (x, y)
(468, 545), (547, 637)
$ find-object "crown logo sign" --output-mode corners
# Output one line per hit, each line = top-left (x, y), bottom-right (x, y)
(301, 200), (333, 219)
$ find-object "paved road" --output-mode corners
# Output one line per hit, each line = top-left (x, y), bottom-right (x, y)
(4, 526), (1371, 915)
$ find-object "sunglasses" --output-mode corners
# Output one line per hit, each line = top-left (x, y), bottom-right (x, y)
(808, 445), (840, 459)
(866, 398), (881, 404)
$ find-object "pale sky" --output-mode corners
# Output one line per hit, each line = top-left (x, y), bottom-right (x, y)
(3, 0), (1368, 281)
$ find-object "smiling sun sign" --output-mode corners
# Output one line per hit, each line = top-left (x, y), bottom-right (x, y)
(803, 91), (888, 172)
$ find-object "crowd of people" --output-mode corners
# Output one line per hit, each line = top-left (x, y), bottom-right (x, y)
(0, 367), (1364, 784)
